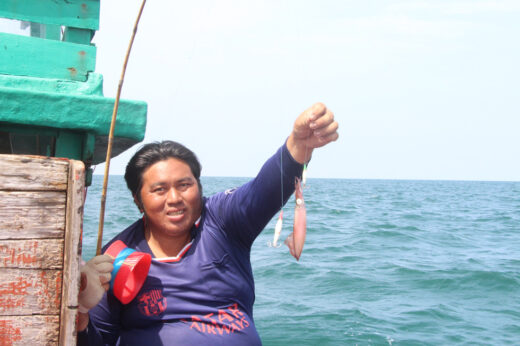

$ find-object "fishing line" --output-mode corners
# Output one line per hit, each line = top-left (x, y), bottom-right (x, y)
(280, 143), (284, 209)
(303, 135), (309, 187)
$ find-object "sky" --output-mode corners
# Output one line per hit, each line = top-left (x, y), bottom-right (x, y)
(4, 1), (520, 181)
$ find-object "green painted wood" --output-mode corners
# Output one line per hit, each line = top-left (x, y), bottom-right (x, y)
(0, 0), (147, 169)
(44, 25), (62, 41)
(63, 27), (94, 45)
(29, 23), (61, 40)
(0, 0), (99, 30)
(55, 131), (83, 160)
(0, 73), (104, 96)
(82, 132), (96, 165)
(29, 23), (42, 37)
(0, 125), (58, 137)
(0, 86), (147, 142)
(0, 33), (96, 81)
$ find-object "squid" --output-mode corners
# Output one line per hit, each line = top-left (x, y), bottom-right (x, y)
(284, 177), (307, 261)
(267, 210), (283, 248)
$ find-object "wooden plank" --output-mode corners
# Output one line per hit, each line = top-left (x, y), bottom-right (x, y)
(28, 23), (60, 41)
(0, 315), (59, 345)
(0, 33), (96, 81)
(63, 27), (94, 45)
(0, 155), (69, 191)
(0, 0), (100, 30)
(44, 24), (62, 41)
(0, 269), (62, 316)
(0, 191), (65, 240)
(59, 160), (85, 345)
(0, 239), (63, 269)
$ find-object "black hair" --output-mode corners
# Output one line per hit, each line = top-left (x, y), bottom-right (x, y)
(124, 141), (202, 209)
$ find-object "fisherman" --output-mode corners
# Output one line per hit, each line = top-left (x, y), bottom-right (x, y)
(77, 102), (339, 345)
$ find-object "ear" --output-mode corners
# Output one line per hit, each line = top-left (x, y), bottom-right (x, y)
(133, 195), (144, 213)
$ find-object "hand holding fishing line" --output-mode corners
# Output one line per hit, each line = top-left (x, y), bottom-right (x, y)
(286, 102), (339, 165)
(271, 102), (339, 260)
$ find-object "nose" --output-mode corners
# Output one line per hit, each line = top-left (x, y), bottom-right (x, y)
(166, 187), (181, 204)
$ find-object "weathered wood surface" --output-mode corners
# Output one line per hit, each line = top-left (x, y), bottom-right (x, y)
(60, 160), (85, 345)
(0, 269), (62, 316)
(0, 191), (66, 240)
(0, 239), (63, 269)
(0, 315), (59, 345)
(0, 155), (68, 191)
(0, 155), (85, 344)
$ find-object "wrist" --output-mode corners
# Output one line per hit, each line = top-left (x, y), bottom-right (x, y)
(286, 134), (312, 164)
(78, 303), (90, 314)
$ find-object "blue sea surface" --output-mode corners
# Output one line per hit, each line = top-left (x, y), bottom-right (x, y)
(83, 176), (520, 345)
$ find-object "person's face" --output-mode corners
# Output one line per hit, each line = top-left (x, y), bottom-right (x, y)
(139, 158), (202, 238)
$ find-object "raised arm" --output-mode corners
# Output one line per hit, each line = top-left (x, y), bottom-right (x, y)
(211, 103), (339, 247)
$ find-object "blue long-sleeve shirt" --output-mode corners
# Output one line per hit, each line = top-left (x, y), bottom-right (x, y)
(79, 143), (303, 345)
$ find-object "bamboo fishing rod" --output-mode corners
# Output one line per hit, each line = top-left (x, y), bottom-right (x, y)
(96, 0), (147, 255)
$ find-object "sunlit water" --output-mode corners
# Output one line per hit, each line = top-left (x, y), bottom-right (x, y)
(83, 176), (520, 345)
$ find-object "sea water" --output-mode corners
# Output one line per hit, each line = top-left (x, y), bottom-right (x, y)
(83, 176), (520, 345)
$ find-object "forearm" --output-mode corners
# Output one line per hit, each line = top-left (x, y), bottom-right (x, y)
(217, 143), (303, 245)
(286, 133), (313, 164)
(240, 143), (303, 227)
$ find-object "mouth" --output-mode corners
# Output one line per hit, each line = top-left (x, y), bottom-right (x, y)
(167, 209), (184, 216)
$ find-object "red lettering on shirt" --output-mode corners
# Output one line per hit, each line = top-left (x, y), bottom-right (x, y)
(206, 324), (217, 334)
(215, 323), (231, 335)
(218, 310), (234, 323)
(230, 322), (239, 332)
(235, 318), (245, 329)
(189, 316), (203, 332)
(241, 316), (250, 328)
(186, 303), (250, 336)
(227, 303), (244, 319)
(137, 289), (167, 316)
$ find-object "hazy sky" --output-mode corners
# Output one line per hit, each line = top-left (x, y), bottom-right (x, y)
(5, 1), (520, 181)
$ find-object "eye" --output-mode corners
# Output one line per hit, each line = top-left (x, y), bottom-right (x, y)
(178, 182), (193, 191)
(152, 187), (166, 193)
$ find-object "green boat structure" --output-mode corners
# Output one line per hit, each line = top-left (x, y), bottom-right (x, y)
(0, 1), (146, 344)
(0, 0), (147, 185)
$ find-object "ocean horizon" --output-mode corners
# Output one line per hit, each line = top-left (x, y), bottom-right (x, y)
(93, 173), (520, 183)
